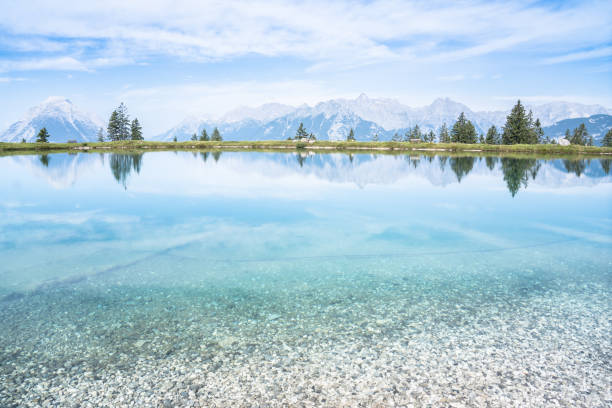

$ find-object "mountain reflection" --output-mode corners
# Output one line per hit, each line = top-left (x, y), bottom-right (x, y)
(109, 153), (143, 189)
(21, 151), (612, 196)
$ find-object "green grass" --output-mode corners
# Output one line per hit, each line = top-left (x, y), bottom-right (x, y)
(1, 139), (611, 157)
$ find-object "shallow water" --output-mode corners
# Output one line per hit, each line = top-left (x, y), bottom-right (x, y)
(0, 151), (611, 407)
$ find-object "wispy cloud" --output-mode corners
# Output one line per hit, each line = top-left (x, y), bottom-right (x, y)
(541, 46), (612, 65)
(0, 0), (610, 72)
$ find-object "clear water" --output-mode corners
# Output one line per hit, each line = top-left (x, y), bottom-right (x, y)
(0, 151), (610, 407)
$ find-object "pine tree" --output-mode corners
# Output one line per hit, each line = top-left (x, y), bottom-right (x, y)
(392, 132), (401, 142)
(97, 128), (105, 142)
(295, 123), (308, 140)
(36, 127), (50, 143)
(347, 128), (356, 141)
(199, 129), (209, 141)
(410, 125), (422, 141)
(478, 133), (485, 144)
(211, 127), (222, 141)
(107, 110), (120, 141)
(530, 118), (544, 144)
(191, 133), (198, 141)
(485, 126), (499, 144)
(502, 100), (531, 144)
(570, 123), (588, 146)
(308, 132), (316, 140)
(451, 112), (477, 144)
(130, 118), (143, 140)
(116, 103), (130, 140)
(426, 130), (435, 143)
(438, 123), (450, 143)
(21, 138), (26, 143)
(372, 133), (379, 142)
(602, 128), (612, 147)
(173, 136), (177, 142)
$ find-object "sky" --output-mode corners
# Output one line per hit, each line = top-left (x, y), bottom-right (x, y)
(0, 0), (611, 135)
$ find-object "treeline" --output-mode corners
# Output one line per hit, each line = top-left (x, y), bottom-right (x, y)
(189, 127), (223, 142)
(291, 100), (611, 147)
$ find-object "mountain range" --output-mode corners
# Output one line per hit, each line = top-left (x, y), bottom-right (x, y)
(2, 95), (611, 145)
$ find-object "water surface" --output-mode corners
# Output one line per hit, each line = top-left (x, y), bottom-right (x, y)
(0, 151), (610, 407)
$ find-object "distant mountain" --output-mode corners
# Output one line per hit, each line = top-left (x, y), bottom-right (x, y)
(542, 114), (612, 145)
(156, 94), (611, 142)
(0, 97), (103, 143)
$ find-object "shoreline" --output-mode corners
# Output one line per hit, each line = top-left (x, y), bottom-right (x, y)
(1, 140), (611, 157)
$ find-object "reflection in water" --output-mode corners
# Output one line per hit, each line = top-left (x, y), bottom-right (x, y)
(501, 158), (541, 197)
(563, 159), (587, 177)
(38, 154), (50, 167)
(109, 153), (143, 189)
(449, 156), (475, 182)
(601, 159), (610, 175)
(22, 151), (612, 196)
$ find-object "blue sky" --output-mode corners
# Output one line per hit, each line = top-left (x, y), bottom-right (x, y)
(0, 0), (611, 134)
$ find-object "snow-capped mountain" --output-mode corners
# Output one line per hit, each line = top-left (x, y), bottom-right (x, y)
(156, 94), (611, 142)
(542, 114), (612, 144)
(0, 97), (103, 143)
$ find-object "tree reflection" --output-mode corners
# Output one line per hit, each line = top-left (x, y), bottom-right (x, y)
(212, 151), (222, 162)
(485, 156), (498, 171)
(600, 159), (610, 175)
(501, 158), (540, 197)
(200, 152), (209, 162)
(109, 153), (144, 189)
(449, 156), (475, 182)
(563, 159), (587, 177)
(38, 154), (50, 167)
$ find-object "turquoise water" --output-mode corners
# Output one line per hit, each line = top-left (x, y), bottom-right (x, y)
(0, 151), (610, 407)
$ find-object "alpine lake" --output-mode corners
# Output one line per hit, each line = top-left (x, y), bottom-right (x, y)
(0, 150), (610, 407)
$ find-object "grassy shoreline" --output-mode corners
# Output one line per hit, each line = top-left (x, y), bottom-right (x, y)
(1, 140), (611, 157)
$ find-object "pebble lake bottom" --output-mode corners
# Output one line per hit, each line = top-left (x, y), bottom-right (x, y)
(0, 151), (610, 407)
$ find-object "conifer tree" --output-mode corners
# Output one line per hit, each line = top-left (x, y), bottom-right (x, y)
(347, 128), (356, 141)
(485, 126), (499, 144)
(502, 100), (531, 144)
(308, 132), (316, 140)
(295, 123), (308, 140)
(21, 138), (26, 143)
(438, 123), (450, 143)
(116, 103), (130, 140)
(107, 110), (121, 141)
(191, 133), (198, 141)
(478, 133), (485, 144)
(392, 132), (401, 142)
(97, 128), (105, 142)
(211, 127), (222, 141)
(372, 133), (379, 142)
(602, 128), (612, 147)
(36, 127), (50, 143)
(426, 130), (435, 143)
(173, 136), (177, 142)
(130, 118), (143, 140)
(451, 112), (477, 144)
(570, 123), (588, 146)
(530, 118), (544, 144)
(199, 129), (209, 141)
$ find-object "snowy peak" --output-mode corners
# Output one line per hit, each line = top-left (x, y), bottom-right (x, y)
(220, 103), (295, 123)
(0, 97), (103, 143)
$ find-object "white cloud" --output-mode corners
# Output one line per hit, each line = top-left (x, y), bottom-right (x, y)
(0, 0), (610, 72)
(541, 46), (612, 65)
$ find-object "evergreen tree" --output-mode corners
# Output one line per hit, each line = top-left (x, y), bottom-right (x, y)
(372, 133), (379, 142)
(478, 133), (485, 144)
(130, 118), (143, 140)
(21, 138), (26, 143)
(211, 127), (222, 141)
(191, 133), (198, 141)
(602, 128), (612, 147)
(530, 118), (544, 144)
(410, 125), (422, 141)
(426, 130), (435, 143)
(570, 123), (588, 146)
(116, 103), (130, 140)
(391, 132), (401, 142)
(308, 132), (316, 140)
(451, 112), (477, 144)
(107, 110), (121, 141)
(96, 128), (105, 142)
(199, 129), (209, 141)
(502, 100), (531, 144)
(36, 127), (50, 143)
(295, 122), (308, 140)
(173, 136), (177, 142)
(485, 126), (499, 144)
(347, 128), (356, 141)
(438, 123), (450, 143)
